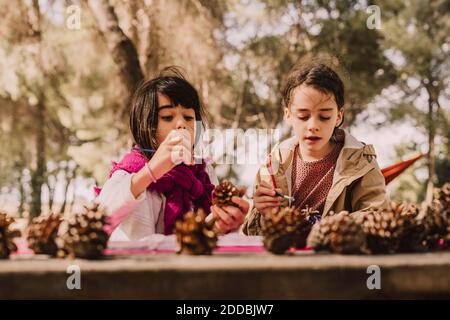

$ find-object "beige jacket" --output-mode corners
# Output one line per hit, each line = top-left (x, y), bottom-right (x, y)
(241, 129), (390, 235)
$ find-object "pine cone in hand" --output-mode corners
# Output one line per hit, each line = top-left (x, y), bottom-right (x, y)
(27, 213), (62, 256)
(174, 208), (218, 255)
(307, 211), (367, 254)
(0, 212), (21, 259)
(212, 180), (242, 207)
(59, 204), (109, 259)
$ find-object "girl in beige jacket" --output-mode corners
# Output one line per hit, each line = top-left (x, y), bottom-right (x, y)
(242, 59), (389, 235)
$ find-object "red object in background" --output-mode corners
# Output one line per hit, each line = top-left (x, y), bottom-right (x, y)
(382, 153), (424, 185)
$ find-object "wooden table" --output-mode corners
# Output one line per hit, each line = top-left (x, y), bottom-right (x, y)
(1, 250), (450, 299)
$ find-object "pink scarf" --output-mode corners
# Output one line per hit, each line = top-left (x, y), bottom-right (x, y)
(95, 148), (214, 235)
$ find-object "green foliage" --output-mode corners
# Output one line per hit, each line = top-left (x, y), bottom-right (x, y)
(0, 0), (448, 213)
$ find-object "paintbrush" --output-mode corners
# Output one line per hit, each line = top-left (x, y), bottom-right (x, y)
(274, 190), (295, 203)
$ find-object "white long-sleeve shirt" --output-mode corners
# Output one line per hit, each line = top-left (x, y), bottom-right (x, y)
(95, 165), (218, 241)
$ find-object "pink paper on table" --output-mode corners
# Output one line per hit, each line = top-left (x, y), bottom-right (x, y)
(12, 233), (312, 257)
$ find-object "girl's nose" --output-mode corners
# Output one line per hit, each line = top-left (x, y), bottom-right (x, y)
(308, 119), (319, 133)
(175, 116), (187, 129)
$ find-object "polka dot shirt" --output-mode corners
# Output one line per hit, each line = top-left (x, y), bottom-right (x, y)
(291, 132), (345, 214)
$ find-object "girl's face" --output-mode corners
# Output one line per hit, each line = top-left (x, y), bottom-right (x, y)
(285, 85), (344, 158)
(155, 93), (196, 147)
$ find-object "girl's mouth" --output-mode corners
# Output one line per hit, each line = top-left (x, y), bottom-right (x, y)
(305, 136), (321, 143)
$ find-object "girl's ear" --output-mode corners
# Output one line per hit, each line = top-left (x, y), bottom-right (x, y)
(284, 107), (292, 125)
(336, 107), (345, 127)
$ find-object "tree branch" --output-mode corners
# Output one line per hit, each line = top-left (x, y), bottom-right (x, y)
(87, 0), (144, 111)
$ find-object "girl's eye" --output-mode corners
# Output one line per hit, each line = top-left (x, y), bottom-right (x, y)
(161, 116), (173, 121)
(297, 116), (331, 121)
(184, 116), (194, 121)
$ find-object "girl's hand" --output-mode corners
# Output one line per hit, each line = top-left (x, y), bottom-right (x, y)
(211, 196), (250, 234)
(130, 129), (193, 198)
(148, 129), (194, 179)
(253, 180), (282, 216)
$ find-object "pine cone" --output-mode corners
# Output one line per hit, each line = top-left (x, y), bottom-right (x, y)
(174, 208), (218, 255)
(388, 201), (406, 215)
(27, 213), (62, 256)
(0, 212), (21, 259)
(436, 183), (450, 215)
(307, 211), (366, 254)
(212, 180), (241, 207)
(59, 204), (109, 259)
(444, 223), (450, 248)
(358, 208), (411, 254)
(293, 206), (321, 249)
(400, 202), (421, 218)
(417, 200), (448, 250)
(397, 216), (428, 253)
(389, 202), (425, 252)
(261, 207), (310, 254)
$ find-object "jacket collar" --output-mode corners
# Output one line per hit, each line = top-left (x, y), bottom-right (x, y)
(272, 129), (377, 193)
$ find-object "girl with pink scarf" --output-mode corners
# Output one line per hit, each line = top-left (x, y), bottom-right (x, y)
(95, 67), (248, 240)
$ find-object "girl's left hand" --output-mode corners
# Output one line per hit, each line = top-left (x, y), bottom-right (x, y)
(211, 196), (250, 234)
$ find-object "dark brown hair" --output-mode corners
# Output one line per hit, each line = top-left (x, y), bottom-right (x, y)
(282, 57), (345, 113)
(129, 66), (207, 159)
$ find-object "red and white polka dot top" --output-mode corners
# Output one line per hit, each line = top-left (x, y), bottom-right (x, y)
(291, 132), (345, 214)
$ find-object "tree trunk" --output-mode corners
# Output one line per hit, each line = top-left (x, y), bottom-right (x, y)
(59, 165), (72, 215)
(30, 99), (46, 220)
(18, 170), (26, 218)
(425, 94), (436, 204)
(47, 173), (57, 213)
(87, 0), (144, 114)
(67, 169), (78, 214)
(26, 0), (47, 221)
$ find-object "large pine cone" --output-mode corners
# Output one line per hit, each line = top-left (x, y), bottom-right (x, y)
(0, 212), (21, 259)
(261, 207), (312, 254)
(388, 202), (426, 252)
(174, 208), (218, 255)
(212, 180), (241, 207)
(307, 211), (367, 254)
(357, 208), (412, 254)
(59, 204), (109, 259)
(27, 213), (62, 256)
(417, 200), (448, 250)
(436, 183), (450, 215)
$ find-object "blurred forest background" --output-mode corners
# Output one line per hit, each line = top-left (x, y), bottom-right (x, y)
(0, 0), (449, 221)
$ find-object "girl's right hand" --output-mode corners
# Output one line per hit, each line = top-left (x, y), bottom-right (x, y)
(148, 129), (194, 179)
(253, 180), (283, 216)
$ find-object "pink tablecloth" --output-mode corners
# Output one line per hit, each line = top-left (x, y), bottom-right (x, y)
(13, 238), (312, 256)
